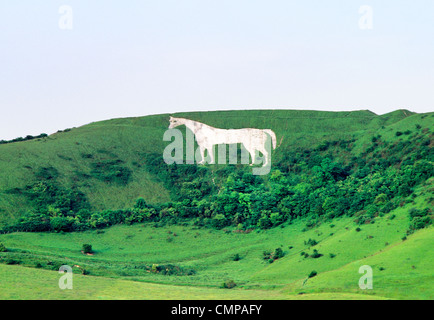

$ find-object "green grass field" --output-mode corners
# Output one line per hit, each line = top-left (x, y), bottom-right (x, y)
(1, 194), (432, 300)
(0, 264), (385, 300)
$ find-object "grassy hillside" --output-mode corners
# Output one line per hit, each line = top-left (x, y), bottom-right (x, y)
(0, 109), (432, 300)
(0, 109), (431, 226)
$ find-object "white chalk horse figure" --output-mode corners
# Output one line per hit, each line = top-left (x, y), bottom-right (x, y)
(168, 117), (277, 167)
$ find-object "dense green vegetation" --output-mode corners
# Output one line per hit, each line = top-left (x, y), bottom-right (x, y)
(2, 114), (432, 235)
(0, 109), (432, 299)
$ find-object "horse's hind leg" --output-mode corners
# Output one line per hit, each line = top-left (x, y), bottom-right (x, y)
(257, 147), (269, 167)
(245, 148), (256, 166)
(262, 150), (269, 167)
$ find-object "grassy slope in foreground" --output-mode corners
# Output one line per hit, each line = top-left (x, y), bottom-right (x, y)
(0, 189), (432, 300)
(0, 264), (384, 300)
(0, 226), (430, 300)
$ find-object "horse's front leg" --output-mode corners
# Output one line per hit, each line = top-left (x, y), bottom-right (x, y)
(197, 145), (206, 165)
(207, 145), (216, 164)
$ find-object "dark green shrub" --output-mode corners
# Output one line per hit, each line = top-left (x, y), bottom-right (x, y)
(50, 217), (72, 232)
(134, 198), (148, 209)
(17, 212), (52, 232)
(222, 280), (237, 289)
(6, 259), (20, 265)
(273, 247), (285, 260)
(311, 249), (323, 259)
(409, 216), (432, 231)
(409, 208), (430, 219)
(263, 251), (272, 260)
(152, 264), (196, 276)
(82, 244), (93, 254)
(81, 153), (94, 159)
(257, 215), (272, 229)
(211, 214), (228, 229)
(0, 243), (6, 252)
(308, 271), (317, 278)
(232, 253), (241, 261)
(264, 248), (285, 262)
(304, 238), (318, 247)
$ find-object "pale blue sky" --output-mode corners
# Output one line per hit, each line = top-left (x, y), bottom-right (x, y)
(1, 0), (433, 139)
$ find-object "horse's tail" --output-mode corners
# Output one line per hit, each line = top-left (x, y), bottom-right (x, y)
(264, 130), (277, 149)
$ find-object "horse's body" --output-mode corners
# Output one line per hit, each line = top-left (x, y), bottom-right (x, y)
(168, 117), (276, 166)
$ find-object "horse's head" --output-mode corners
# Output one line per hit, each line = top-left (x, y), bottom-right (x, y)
(168, 116), (183, 129)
